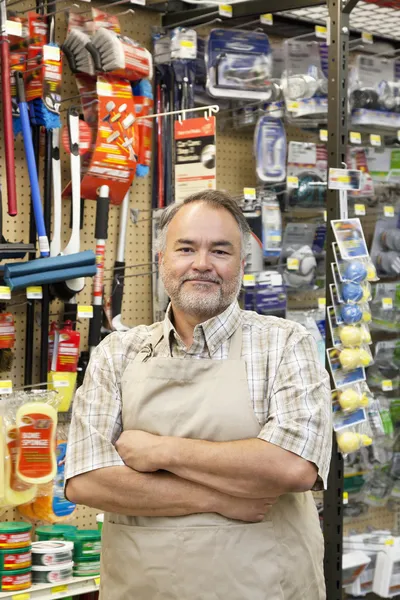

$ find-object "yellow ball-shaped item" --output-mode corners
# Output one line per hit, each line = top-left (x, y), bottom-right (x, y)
(362, 310), (372, 323)
(360, 434), (373, 447)
(367, 264), (377, 281)
(359, 348), (372, 367)
(339, 348), (361, 370)
(359, 393), (369, 407)
(362, 283), (371, 303)
(339, 388), (361, 411)
(361, 328), (372, 344)
(339, 326), (363, 347)
(337, 432), (361, 454)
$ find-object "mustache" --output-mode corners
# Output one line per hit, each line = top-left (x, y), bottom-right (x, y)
(181, 275), (222, 285)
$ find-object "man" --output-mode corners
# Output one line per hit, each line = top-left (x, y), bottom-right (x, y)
(65, 190), (332, 600)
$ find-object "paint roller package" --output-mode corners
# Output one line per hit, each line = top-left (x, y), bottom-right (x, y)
(206, 29), (273, 100)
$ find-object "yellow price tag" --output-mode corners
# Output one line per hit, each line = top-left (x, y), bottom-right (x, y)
(323, 210), (327, 222)
(288, 101), (299, 111)
(382, 297), (393, 310)
(385, 538), (395, 546)
(12, 595), (30, 600)
(77, 305), (94, 319)
(362, 31), (373, 44)
(315, 25), (327, 39)
(370, 134), (381, 147)
(384, 205), (395, 217)
(343, 492), (349, 505)
(260, 13), (273, 25)
(0, 380), (13, 395)
(218, 4), (232, 17)
(52, 585), (68, 594)
(287, 176), (299, 189)
(337, 175), (351, 184)
(95, 577), (101, 586)
(243, 274), (255, 287)
(350, 131), (361, 144)
(243, 187), (256, 200)
(180, 40), (194, 48)
(318, 298), (326, 309)
(0, 286), (11, 300)
(287, 258), (299, 271)
(382, 380), (393, 392)
(26, 286), (43, 300)
(319, 129), (328, 142)
(354, 204), (366, 216)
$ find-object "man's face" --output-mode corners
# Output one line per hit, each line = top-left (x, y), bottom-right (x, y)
(160, 202), (244, 320)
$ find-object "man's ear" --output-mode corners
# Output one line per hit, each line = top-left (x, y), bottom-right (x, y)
(158, 252), (163, 265)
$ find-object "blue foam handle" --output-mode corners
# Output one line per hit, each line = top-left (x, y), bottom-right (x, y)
(5, 263), (97, 291)
(4, 250), (95, 278)
(18, 99), (50, 256)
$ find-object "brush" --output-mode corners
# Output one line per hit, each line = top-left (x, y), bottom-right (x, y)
(61, 29), (98, 76)
(91, 27), (152, 80)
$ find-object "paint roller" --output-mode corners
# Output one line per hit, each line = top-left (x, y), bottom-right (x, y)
(89, 186), (110, 354)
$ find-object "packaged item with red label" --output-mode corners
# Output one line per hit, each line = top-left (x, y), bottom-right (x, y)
(51, 321), (80, 373)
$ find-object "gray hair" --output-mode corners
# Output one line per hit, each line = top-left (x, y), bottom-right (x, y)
(156, 190), (251, 260)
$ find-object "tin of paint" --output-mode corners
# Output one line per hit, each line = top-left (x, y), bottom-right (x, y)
(0, 567), (32, 591)
(64, 530), (101, 559)
(0, 523), (32, 549)
(32, 541), (73, 566)
(35, 524), (77, 541)
(32, 561), (73, 584)
(0, 547), (32, 570)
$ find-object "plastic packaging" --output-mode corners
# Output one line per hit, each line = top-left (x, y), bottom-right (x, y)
(32, 541), (73, 566)
(73, 555), (101, 577)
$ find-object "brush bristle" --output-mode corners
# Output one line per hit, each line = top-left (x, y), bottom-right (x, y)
(29, 99), (61, 129)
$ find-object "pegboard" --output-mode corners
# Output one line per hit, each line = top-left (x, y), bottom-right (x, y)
(344, 506), (397, 536)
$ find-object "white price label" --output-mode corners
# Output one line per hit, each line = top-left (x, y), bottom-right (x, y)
(6, 20), (22, 36)
(77, 305), (93, 319)
(287, 176), (299, 189)
(0, 286), (11, 300)
(243, 187), (256, 200)
(382, 380), (393, 392)
(350, 131), (362, 145)
(370, 134), (381, 147)
(218, 4), (232, 17)
(52, 379), (70, 388)
(26, 286), (43, 300)
(242, 274), (256, 287)
(287, 258), (299, 271)
(384, 206), (395, 217)
(260, 13), (273, 25)
(43, 45), (61, 62)
(319, 129), (328, 142)
(382, 297), (393, 310)
(354, 204), (366, 216)
(0, 380), (13, 395)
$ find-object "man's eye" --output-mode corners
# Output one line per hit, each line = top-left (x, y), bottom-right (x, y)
(214, 249), (228, 255)
(178, 247), (193, 253)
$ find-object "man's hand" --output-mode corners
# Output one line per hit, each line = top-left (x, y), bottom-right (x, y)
(218, 495), (277, 523)
(115, 430), (168, 472)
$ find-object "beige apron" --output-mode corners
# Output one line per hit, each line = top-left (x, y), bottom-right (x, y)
(100, 323), (326, 600)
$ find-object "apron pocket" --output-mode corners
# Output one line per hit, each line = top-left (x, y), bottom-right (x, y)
(176, 521), (284, 600)
(100, 520), (181, 600)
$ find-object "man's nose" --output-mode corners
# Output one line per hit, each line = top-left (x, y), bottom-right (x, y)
(192, 250), (213, 271)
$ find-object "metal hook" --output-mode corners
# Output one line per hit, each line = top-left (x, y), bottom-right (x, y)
(73, 0), (130, 16)
(115, 8), (135, 16)
(164, 9), (219, 30)
(60, 98), (98, 112)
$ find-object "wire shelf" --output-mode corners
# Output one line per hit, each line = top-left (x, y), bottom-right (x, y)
(279, 0), (400, 41)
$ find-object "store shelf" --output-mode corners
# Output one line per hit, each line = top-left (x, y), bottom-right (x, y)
(0, 575), (100, 600)
(279, 0), (400, 41)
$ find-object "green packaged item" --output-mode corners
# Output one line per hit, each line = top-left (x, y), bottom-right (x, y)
(64, 530), (101, 559)
(0, 567), (31, 591)
(32, 561), (73, 584)
(0, 547), (31, 570)
(35, 525), (77, 542)
(73, 555), (101, 577)
(0, 523), (32, 549)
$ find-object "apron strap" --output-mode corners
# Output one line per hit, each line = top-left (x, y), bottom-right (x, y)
(228, 325), (243, 360)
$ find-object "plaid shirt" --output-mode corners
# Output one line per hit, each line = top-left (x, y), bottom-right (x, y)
(65, 301), (332, 490)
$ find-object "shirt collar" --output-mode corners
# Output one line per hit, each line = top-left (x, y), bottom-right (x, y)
(163, 301), (242, 356)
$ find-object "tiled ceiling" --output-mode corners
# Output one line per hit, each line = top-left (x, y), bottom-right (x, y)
(279, 1), (400, 42)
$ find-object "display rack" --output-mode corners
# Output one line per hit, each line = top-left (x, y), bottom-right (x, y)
(0, 575), (99, 599)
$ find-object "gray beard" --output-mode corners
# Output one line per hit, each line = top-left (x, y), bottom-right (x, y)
(160, 263), (243, 320)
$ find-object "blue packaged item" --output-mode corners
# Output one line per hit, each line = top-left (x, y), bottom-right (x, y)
(341, 304), (363, 325)
(206, 29), (273, 100)
(341, 282), (364, 304)
(254, 117), (286, 183)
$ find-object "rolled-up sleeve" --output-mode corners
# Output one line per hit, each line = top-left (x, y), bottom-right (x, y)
(65, 337), (125, 482)
(258, 332), (332, 490)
